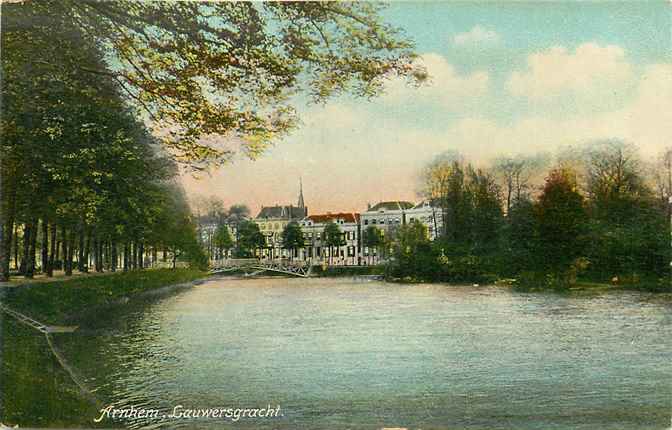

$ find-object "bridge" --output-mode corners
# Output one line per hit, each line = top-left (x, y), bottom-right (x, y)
(210, 258), (313, 278)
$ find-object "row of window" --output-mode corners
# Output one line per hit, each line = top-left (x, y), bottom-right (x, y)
(305, 246), (358, 257)
(363, 218), (402, 226)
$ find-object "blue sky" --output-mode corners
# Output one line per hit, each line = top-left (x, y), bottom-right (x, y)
(182, 1), (671, 215)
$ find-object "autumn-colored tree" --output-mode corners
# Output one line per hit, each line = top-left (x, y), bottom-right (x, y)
(535, 168), (587, 285)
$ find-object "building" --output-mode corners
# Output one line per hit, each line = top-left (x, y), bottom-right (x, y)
(405, 201), (443, 240)
(360, 201), (413, 233)
(299, 212), (361, 266)
(255, 180), (308, 258)
(361, 200), (443, 241)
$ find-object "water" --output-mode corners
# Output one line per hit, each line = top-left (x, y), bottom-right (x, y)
(55, 277), (672, 429)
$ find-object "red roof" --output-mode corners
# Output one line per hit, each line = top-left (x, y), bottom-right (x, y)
(306, 212), (360, 223)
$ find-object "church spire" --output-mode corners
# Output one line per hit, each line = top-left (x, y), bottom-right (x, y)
(297, 177), (305, 209)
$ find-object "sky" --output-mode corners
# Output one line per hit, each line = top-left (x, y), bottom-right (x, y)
(181, 1), (672, 216)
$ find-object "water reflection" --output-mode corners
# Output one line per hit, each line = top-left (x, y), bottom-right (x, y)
(55, 278), (672, 429)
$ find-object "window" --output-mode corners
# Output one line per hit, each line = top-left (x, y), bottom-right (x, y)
(372, 219), (377, 225)
(364, 219), (369, 225)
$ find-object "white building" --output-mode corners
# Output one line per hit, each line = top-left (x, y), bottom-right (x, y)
(299, 213), (361, 266)
(361, 200), (443, 241)
(405, 201), (443, 241)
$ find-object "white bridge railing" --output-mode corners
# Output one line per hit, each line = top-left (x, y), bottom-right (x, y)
(210, 258), (312, 278)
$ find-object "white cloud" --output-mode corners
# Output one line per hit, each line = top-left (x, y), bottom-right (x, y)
(452, 25), (501, 46)
(451, 63), (671, 160)
(181, 55), (671, 214)
(508, 42), (633, 101)
(384, 53), (489, 108)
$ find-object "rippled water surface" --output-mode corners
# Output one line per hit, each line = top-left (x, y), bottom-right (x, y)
(56, 277), (672, 429)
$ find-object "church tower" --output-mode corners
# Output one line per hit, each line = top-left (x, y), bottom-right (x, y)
(297, 178), (306, 215)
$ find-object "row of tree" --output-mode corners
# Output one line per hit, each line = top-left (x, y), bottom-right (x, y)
(389, 141), (671, 289)
(0, 4), (206, 281)
(1, 0), (420, 280)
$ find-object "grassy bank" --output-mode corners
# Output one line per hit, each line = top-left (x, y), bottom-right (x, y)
(3, 268), (208, 324)
(1, 268), (208, 428)
(1, 318), (112, 428)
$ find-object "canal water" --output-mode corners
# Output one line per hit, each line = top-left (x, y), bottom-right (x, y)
(55, 277), (672, 429)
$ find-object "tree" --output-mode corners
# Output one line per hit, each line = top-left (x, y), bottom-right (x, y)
(501, 198), (540, 277)
(421, 153), (503, 256)
(420, 152), (470, 245)
(236, 220), (265, 258)
(584, 140), (648, 222)
(4, 1), (424, 169)
(535, 168), (587, 287)
(465, 166), (504, 256)
(1, 9), (206, 280)
(653, 147), (672, 210)
(323, 221), (344, 265)
(388, 220), (438, 280)
(281, 222), (304, 260)
(582, 140), (665, 280)
(213, 224), (234, 260)
(493, 154), (547, 213)
(362, 225), (383, 264)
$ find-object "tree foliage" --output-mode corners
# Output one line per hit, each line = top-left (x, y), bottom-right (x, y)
(4, 1), (423, 169)
(0, 5), (205, 280)
(235, 220), (265, 258)
(281, 222), (305, 255)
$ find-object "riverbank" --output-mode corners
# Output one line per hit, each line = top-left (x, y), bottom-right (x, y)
(2, 268), (208, 325)
(1, 268), (209, 428)
(1, 318), (113, 428)
(313, 265), (384, 277)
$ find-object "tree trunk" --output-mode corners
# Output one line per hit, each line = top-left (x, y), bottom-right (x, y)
(65, 229), (74, 276)
(0, 212), (14, 282)
(61, 225), (67, 273)
(21, 222), (32, 278)
(110, 239), (117, 272)
(12, 223), (19, 271)
(92, 235), (99, 272)
(47, 222), (56, 277)
(123, 243), (129, 272)
(105, 241), (111, 270)
(62, 227), (75, 276)
(96, 239), (104, 272)
(27, 218), (37, 278)
(40, 219), (49, 274)
(138, 242), (144, 269)
(83, 230), (91, 273)
(78, 226), (85, 272)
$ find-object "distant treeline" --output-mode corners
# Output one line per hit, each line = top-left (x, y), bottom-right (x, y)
(388, 143), (671, 290)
